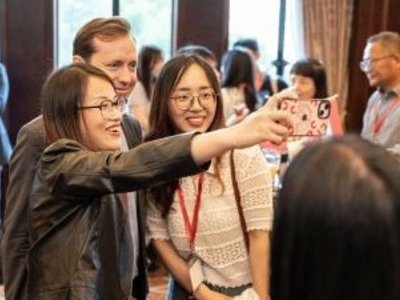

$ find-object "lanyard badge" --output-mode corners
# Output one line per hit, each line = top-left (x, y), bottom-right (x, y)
(177, 173), (204, 251)
(371, 96), (400, 137)
(177, 173), (205, 294)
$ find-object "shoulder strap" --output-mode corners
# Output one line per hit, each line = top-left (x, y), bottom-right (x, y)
(230, 150), (249, 252)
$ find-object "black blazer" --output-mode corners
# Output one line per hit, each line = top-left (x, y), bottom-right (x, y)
(2, 114), (203, 300)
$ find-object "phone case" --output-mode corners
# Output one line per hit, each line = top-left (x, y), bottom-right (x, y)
(280, 98), (331, 136)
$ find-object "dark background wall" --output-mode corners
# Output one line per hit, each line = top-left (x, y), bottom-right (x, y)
(175, 0), (229, 62)
(1, 0), (54, 143)
(1, 0), (400, 140)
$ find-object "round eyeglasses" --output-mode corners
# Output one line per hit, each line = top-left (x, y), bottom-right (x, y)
(78, 97), (127, 120)
(170, 90), (217, 111)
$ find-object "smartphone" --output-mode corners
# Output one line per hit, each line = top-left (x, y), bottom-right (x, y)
(279, 98), (331, 136)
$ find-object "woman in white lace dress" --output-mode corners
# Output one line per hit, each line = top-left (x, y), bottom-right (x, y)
(145, 54), (275, 300)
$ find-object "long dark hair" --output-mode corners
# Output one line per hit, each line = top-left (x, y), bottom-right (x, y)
(290, 58), (328, 98)
(146, 54), (225, 217)
(220, 48), (257, 112)
(42, 63), (113, 145)
(271, 135), (400, 300)
(137, 45), (163, 100)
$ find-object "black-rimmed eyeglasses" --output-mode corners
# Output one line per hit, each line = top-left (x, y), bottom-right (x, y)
(78, 97), (127, 120)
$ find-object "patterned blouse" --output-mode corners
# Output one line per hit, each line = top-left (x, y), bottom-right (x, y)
(147, 145), (273, 288)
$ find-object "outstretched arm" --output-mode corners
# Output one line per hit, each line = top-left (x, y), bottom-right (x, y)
(191, 90), (295, 165)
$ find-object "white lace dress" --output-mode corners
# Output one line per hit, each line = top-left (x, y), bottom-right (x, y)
(147, 145), (273, 294)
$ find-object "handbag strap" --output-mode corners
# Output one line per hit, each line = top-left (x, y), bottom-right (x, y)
(229, 150), (249, 252)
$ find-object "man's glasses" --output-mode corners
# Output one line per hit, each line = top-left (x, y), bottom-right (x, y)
(78, 97), (127, 120)
(359, 54), (394, 72)
(170, 90), (217, 111)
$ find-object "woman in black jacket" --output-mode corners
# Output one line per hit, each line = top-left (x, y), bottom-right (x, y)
(26, 63), (292, 299)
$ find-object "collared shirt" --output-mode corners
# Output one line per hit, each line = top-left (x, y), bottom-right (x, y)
(361, 84), (400, 148)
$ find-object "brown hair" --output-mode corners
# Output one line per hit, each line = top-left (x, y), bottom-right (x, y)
(73, 17), (134, 61)
(42, 63), (113, 145)
(146, 54), (225, 217)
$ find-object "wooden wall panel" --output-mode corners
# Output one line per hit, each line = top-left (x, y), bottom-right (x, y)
(175, 0), (229, 63)
(1, 0), (54, 143)
(0, 0), (6, 60)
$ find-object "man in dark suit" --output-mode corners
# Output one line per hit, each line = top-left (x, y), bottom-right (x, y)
(2, 17), (146, 300)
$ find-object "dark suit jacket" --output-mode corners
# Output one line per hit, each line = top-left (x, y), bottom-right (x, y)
(2, 114), (201, 300)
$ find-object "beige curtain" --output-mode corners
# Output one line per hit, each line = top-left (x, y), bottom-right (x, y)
(302, 0), (353, 124)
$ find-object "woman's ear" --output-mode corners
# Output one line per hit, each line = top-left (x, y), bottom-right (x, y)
(72, 55), (85, 64)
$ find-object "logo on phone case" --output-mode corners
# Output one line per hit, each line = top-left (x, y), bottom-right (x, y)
(280, 98), (331, 136)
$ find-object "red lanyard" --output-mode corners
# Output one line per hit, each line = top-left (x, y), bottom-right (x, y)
(177, 173), (204, 250)
(371, 96), (400, 137)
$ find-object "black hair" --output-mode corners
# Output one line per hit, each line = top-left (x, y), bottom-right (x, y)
(271, 135), (400, 300)
(220, 49), (257, 112)
(177, 44), (217, 65)
(137, 45), (163, 100)
(290, 58), (328, 98)
(233, 38), (259, 55)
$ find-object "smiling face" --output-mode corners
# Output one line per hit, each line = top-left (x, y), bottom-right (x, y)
(362, 42), (400, 90)
(85, 34), (138, 97)
(168, 64), (217, 133)
(79, 76), (122, 151)
(290, 74), (317, 100)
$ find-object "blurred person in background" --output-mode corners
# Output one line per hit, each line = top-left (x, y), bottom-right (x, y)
(128, 45), (164, 134)
(0, 62), (12, 283)
(220, 48), (257, 126)
(289, 58), (328, 100)
(360, 31), (400, 148)
(233, 38), (288, 104)
(0, 62), (12, 217)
